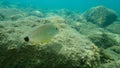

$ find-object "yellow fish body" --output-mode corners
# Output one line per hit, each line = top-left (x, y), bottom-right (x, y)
(25, 23), (58, 44)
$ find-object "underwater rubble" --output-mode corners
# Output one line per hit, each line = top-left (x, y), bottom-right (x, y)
(0, 6), (120, 68)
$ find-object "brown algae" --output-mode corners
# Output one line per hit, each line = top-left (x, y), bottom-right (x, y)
(25, 23), (59, 44)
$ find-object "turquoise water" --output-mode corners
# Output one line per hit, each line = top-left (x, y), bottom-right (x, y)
(1, 0), (120, 13)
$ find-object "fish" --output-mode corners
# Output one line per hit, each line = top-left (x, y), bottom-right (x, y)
(24, 23), (58, 44)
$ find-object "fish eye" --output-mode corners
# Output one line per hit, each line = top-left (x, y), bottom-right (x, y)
(24, 36), (29, 42)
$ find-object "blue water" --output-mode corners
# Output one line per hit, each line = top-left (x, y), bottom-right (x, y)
(1, 0), (120, 14)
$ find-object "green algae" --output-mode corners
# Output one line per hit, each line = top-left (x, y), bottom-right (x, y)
(27, 23), (58, 44)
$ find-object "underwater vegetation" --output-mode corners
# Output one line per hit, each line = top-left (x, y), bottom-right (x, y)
(0, 5), (120, 68)
(106, 21), (120, 34)
(89, 33), (118, 49)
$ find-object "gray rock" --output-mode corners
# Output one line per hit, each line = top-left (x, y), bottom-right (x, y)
(106, 21), (120, 34)
(0, 17), (100, 68)
(83, 6), (118, 27)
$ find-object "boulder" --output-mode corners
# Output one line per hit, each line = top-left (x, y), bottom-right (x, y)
(83, 6), (118, 27)
(0, 17), (100, 68)
(106, 21), (120, 34)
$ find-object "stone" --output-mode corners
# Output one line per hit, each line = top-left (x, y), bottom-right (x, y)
(83, 6), (118, 27)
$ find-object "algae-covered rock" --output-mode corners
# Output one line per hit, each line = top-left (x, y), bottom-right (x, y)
(0, 8), (27, 21)
(0, 20), (100, 68)
(106, 21), (120, 34)
(102, 60), (120, 68)
(0, 6), (120, 68)
(0, 13), (5, 21)
(83, 6), (118, 27)
(29, 10), (43, 17)
(89, 33), (118, 49)
(100, 46), (120, 68)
